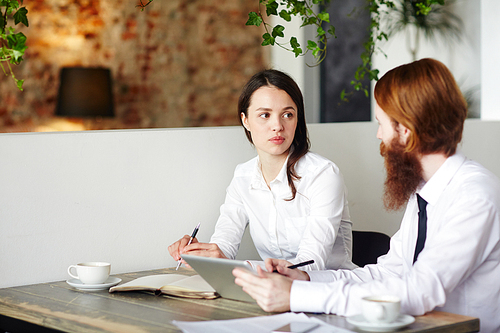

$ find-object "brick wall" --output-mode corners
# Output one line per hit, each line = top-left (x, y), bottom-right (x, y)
(0, 0), (267, 132)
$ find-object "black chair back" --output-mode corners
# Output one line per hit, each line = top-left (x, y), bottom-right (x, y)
(352, 230), (391, 267)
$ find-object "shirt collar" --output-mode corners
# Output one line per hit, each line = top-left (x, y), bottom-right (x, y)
(250, 154), (290, 190)
(418, 151), (466, 206)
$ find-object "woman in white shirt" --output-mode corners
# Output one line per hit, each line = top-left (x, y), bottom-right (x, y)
(168, 69), (355, 271)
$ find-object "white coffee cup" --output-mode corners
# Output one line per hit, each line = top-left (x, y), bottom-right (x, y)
(67, 262), (111, 284)
(361, 295), (401, 324)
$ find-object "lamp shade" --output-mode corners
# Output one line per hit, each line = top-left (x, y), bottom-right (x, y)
(56, 67), (114, 117)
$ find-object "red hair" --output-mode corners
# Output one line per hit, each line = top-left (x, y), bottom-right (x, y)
(374, 58), (467, 156)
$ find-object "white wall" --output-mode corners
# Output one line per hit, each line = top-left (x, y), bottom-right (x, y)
(481, 0), (500, 120)
(1, 121), (499, 288)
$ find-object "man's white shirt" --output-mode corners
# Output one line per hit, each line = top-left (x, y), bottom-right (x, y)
(291, 152), (500, 332)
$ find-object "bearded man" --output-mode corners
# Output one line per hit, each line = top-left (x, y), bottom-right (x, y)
(233, 58), (500, 332)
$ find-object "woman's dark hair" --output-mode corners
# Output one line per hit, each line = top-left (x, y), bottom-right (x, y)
(238, 69), (310, 200)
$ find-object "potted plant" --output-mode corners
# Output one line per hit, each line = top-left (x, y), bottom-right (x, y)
(383, 0), (462, 61)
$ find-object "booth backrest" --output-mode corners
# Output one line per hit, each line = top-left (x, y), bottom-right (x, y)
(1, 120), (499, 288)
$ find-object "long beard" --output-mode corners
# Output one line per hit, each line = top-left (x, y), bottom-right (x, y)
(380, 137), (423, 211)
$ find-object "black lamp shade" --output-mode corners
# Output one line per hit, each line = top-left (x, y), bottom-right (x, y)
(56, 67), (114, 118)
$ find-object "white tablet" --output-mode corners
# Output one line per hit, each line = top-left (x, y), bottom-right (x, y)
(180, 254), (256, 302)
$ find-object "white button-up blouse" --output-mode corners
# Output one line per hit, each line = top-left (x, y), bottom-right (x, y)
(210, 152), (356, 271)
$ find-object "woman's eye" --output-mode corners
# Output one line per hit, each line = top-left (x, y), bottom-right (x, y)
(284, 112), (294, 118)
(259, 113), (270, 119)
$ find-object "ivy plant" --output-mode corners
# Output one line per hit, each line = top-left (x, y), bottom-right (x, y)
(246, 0), (445, 99)
(0, 0), (28, 91)
(135, 0), (446, 99)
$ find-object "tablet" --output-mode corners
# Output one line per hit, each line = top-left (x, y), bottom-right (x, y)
(180, 254), (256, 302)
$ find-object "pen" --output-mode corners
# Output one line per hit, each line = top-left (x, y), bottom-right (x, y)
(175, 222), (200, 270)
(273, 259), (315, 273)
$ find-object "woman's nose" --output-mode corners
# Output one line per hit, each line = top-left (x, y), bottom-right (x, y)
(271, 117), (284, 132)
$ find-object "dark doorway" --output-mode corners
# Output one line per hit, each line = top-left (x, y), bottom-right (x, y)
(321, 0), (371, 122)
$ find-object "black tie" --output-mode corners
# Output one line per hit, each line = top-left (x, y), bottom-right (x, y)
(413, 194), (428, 264)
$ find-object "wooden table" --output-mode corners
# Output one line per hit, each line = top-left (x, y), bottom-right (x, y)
(0, 268), (479, 333)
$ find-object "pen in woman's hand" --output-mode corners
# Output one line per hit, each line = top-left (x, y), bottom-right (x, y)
(175, 223), (200, 270)
(273, 259), (314, 273)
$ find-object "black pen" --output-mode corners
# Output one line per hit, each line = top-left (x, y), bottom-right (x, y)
(273, 259), (315, 273)
(175, 223), (200, 270)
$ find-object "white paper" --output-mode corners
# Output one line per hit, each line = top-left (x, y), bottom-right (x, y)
(172, 312), (353, 333)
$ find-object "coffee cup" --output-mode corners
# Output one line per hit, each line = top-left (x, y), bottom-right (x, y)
(361, 295), (401, 324)
(67, 262), (111, 284)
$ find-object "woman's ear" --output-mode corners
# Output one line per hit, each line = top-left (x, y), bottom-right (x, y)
(241, 113), (250, 131)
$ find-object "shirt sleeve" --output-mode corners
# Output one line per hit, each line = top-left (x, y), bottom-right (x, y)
(286, 163), (352, 270)
(290, 194), (500, 317)
(209, 176), (248, 259)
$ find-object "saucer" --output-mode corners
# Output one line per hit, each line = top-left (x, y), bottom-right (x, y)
(66, 277), (122, 291)
(346, 314), (415, 332)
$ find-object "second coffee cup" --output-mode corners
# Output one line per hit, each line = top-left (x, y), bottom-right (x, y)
(67, 262), (111, 284)
(361, 295), (401, 324)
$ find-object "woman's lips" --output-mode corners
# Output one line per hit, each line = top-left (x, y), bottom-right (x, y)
(270, 136), (285, 144)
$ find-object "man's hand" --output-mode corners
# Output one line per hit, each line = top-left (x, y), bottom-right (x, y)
(265, 258), (311, 281)
(233, 266), (293, 312)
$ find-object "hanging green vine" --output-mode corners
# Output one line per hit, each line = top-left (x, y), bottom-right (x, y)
(0, 0), (28, 91)
(245, 0), (445, 99)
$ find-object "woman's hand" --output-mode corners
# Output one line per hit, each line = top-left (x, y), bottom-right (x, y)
(233, 266), (292, 312)
(182, 242), (228, 259)
(168, 235), (199, 261)
(265, 258), (310, 281)
(168, 237), (228, 268)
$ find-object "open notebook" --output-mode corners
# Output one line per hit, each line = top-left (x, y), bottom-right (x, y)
(109, 274), (217, 299)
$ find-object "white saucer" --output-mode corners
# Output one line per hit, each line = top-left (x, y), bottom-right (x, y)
(66, 277), (122, 291)
(346, 314), (415, 332)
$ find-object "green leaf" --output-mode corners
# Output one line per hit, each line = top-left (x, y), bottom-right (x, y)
(290, 36), (300, 49)
(292, 1), (306, 15)
(290, 36), (302, 57)
(415, 3), (431, 15)
(279, 9), (291, 22)
(272, 25), (285, 38)
(14, 7), (29, 27)
(266, 0), (278, 16)
(317, 26), (325, 37)
(369, 69), (379, 81)
(327, 25), (336, 37)
(261, 32), (275, 46)
(301, 17), (317, 27)
(307, 40), (317, 51)
(6, 32), (27, 62)
(16, 78), (24, 91)
(246, 12), (262, 26)
(318, 11), (329, 23)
